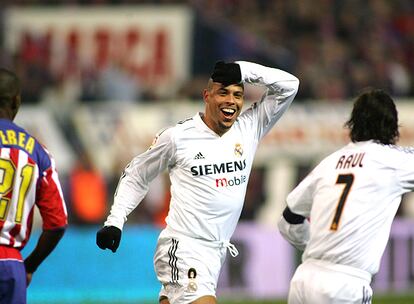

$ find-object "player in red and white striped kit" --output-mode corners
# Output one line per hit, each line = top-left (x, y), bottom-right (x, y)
(0, 68), (67, 304)
(97, 61), (299, 303)
(278, 89), (414, 304)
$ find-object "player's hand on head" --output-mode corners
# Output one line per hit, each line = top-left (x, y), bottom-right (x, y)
(96, 226), (122, 253)
(211, 61), (242, 86)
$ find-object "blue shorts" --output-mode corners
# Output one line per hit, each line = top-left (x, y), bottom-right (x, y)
(0, 259), (26, 304)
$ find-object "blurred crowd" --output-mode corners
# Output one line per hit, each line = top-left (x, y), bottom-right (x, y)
(191, 0), (414, 101)
(0, 0), (413, 104)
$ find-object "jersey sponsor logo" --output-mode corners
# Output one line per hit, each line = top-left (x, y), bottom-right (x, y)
(234, 143), (243, 157)
(190, 159), (247, 176)
(215, 174), (247, 187)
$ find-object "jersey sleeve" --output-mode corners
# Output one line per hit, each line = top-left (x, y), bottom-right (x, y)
(236, 61), (299, 140)
(36, 155), (68, 230)
(395, 147), (414, 191)
(278, 215), (310, 251)
(286, 167), (319, 218)
(277, 164), (319, 251)
(104, 127), (175, 230)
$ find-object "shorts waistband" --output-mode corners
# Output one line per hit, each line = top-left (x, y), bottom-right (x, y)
(304, 258), (372, 283)
(0, 245), (23, 261)
(161, 227), (239, 257)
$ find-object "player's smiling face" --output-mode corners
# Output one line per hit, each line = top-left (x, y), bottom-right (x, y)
(203, 81), (244, 136)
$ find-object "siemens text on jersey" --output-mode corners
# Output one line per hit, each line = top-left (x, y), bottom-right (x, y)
(190, 159), (247, 176)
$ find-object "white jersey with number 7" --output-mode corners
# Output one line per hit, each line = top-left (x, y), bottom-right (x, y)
(286, 140), (414, 275)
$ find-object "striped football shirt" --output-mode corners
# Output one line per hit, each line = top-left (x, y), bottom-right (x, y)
(0, 119), (67, 251)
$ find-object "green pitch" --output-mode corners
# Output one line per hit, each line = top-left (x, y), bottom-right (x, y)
(37, 293), (414, 304)
(218, 294), (414, 304)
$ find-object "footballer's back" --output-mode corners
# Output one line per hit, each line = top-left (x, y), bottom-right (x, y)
(0, 119), (67, 249)
(300, 140), (414, 275)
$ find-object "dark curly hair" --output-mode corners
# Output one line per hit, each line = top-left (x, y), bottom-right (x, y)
(0, 68), (20, 106)
(345, 88), (399, 145)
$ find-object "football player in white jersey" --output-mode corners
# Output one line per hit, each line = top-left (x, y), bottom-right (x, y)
(97, 60), (299, 304)
(278, 89), (414, 304)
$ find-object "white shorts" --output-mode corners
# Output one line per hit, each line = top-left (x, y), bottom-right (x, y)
(288, 259), (373, 304)
(153, 228), (232, 303)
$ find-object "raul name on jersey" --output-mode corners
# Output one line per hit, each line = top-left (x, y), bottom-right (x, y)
(189, 142), (248, 188)
(335, 152), (365, 169)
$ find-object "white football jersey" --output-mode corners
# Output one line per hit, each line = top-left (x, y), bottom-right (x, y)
(286, 140), (414, 275)
(105, 61), (299, 242)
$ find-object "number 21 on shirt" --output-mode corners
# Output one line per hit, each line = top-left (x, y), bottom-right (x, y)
(0, 157), (34, 223)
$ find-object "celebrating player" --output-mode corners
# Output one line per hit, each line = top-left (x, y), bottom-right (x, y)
(97, 60), (299, 304)
(278, 88), (414, 304)
(0, 68), (67, 304)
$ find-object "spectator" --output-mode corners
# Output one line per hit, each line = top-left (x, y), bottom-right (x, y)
(69, 151), (107, 225)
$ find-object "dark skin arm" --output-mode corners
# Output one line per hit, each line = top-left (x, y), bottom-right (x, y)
(24, 228), (65, 286)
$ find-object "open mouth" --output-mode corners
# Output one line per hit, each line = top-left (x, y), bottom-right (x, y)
(221, 108), (236, 119)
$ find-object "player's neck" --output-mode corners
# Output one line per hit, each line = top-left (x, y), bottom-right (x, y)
(200, 113), (228, 137)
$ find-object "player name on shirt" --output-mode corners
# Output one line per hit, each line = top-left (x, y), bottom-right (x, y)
(0, 129), (35, 154)
(335, 152), (365, 169)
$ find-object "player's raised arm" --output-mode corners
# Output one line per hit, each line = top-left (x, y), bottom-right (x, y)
(236, 61), (299, 139)
(237, 61), (299, 98)
(96, 128), (175, 252)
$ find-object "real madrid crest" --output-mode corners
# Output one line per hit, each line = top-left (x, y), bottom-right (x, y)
(234, 143), (243, 157)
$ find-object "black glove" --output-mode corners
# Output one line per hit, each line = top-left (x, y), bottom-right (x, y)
(210, 61), (242, 86)
(96, 226), (122, 253)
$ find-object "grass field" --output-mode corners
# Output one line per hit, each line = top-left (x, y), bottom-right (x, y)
(43, 293), (414, 304)
(104, 294), (414, 304)
(218, 294), (414, 304)
(97, 293), (409, 304)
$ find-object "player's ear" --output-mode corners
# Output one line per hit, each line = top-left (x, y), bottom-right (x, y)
(203, 88), (209, 103)
(203, 79), (214, 104)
